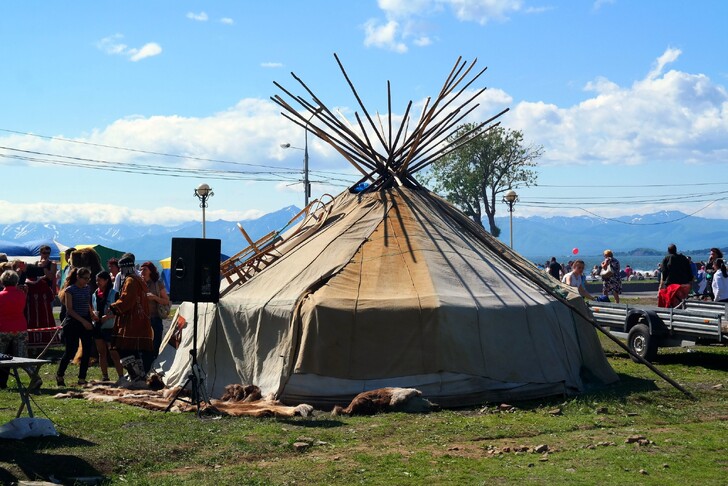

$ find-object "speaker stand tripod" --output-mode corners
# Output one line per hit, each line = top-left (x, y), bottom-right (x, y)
(165, 301), (217, 417)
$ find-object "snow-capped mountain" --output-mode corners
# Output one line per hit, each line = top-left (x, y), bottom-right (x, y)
(2, 207), (726, 260)
(0, 206), (301, 260)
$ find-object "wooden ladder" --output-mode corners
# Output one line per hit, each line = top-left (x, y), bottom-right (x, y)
(219, 195), (335, 298)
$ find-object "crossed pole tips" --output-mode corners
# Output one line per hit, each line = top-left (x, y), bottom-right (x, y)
(270, 54), (509, 193)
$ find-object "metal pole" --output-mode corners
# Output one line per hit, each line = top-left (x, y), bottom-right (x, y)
(195, 184), (213, 240)
(509, 206), (513, 249)
(201, 197), (207, 239)
(304, 130), (310, 207)
(302, 107), (322, 208)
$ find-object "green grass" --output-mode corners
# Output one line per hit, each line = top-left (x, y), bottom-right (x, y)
(2, 335), (727, 485)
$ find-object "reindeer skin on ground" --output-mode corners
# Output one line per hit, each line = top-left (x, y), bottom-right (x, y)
(332, 387), (439, 416)
(54, 383), (313, 417)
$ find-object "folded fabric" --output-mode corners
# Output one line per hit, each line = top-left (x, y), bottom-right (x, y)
(658, 283), (691, 308)
(0, 418), (58, 439)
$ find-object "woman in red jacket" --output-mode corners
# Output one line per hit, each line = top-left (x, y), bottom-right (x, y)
(0, 269), (36, 389)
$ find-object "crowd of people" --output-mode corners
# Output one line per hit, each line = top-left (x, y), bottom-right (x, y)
(0, 247), (170, 390)
(544, 245), (728, 306)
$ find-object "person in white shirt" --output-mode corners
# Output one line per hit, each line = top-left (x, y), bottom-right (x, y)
(711, 258), (728, 302)
(561, 259), (596, 300)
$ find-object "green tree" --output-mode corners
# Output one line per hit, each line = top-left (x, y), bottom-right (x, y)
(424, 124), (542, 236)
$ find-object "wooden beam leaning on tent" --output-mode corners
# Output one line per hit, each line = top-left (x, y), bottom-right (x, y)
(220, 196), (333, 297)
(220, 227), (280, 284)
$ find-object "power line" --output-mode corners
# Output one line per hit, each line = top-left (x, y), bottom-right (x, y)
(534, 182), (728, 188)
(0, 127), (299, 173)
(518, 196), (728, 225)
(0, 145), (301, 181)
(0, 127), (361, 179)
(522, 192), (728, 206)
(523, 190), (728, 201)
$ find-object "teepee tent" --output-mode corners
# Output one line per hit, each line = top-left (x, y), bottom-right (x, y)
(159, 55), (618, 407)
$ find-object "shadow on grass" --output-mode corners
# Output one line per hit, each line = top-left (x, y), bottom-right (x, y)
(0, 435), (105, 485)
(607, 345), (728, 371)
(585, 372), (660, 399)
(650, 350), (728, 371)
(497, 372), (660, 412)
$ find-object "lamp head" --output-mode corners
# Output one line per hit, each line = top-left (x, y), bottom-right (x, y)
(503, 189), (518, 203)
(280, 143), (291, 149)
(195, 183), (212, 198)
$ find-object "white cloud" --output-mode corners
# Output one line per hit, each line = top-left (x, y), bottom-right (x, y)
(0, 98), (319, 179)
(647, 47), (682, 80)
(261, 62), (283, 68)
(413, 36), (433, 47)
(96, 35), (162, 62)
(524, 6), (553, 14)
(506, 49), (728, 169)
(363, 19), (408, 53)
(366, 0), (526, 52)
(4, 48), (727, 222)
(377, 1), (524, 22)
(446, 0), (523, 24)
(186, 11), (208, 21)
(592, 0), (615, 11)
(129, 43), (162, 62)
(220, 17), (234, 25)
(377, 0), (437, 17)
(96, 34), (128, 55)
(0, 200), (264, 225)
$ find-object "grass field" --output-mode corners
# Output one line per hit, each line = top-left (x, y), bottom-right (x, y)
(2, 301), (727, 485)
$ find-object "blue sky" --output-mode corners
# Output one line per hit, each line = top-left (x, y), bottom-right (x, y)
(1, 0), (727, 226)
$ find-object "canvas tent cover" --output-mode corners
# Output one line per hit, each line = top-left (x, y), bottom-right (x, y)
(162, 187), (617, 407)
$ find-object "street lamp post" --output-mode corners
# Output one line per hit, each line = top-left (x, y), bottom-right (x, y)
(194, 183), (214, 239)
(502, 189), (519, 249)
(303, 124), (311, 207)
(281, 108), (322, 207)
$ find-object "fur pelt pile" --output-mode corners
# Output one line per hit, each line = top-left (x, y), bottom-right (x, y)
(332, 387), (439, 416)
(54, 382), (313, 418)
(53, 382), (439, 418)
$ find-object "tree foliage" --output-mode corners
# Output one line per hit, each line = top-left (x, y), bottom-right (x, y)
(424, 124), (542, 236)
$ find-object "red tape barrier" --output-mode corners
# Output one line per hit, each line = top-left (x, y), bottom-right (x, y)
(28, 326), (62, 333)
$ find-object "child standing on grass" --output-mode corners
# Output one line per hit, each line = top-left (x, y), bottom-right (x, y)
(92, 271), (123, 381)
(56, 267), (95, 387)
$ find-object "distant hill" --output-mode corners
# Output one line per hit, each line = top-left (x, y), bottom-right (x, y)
(2, 207), (726, 262)
(493, 210), (728, 257)
(0, 206), (301, 261)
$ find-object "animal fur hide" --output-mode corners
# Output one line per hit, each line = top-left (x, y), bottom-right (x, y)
(332, 387), (439, 416)
(54, 383), (313, 418)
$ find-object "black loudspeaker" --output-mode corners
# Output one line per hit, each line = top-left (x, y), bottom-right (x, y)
(170, 238), (221, 303)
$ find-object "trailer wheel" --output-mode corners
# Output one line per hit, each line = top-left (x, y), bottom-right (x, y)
(628, 324), (657, 362)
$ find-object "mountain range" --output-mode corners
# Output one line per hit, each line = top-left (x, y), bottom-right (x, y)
(0, 206), (301, 261)
(494, 210), (727, 257)
(1, 208), (726, 261)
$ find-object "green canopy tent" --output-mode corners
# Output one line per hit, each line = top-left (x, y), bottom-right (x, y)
(57, 243), (125, 271)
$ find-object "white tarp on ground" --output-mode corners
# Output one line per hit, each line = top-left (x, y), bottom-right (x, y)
(159, 187), (618, 408)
